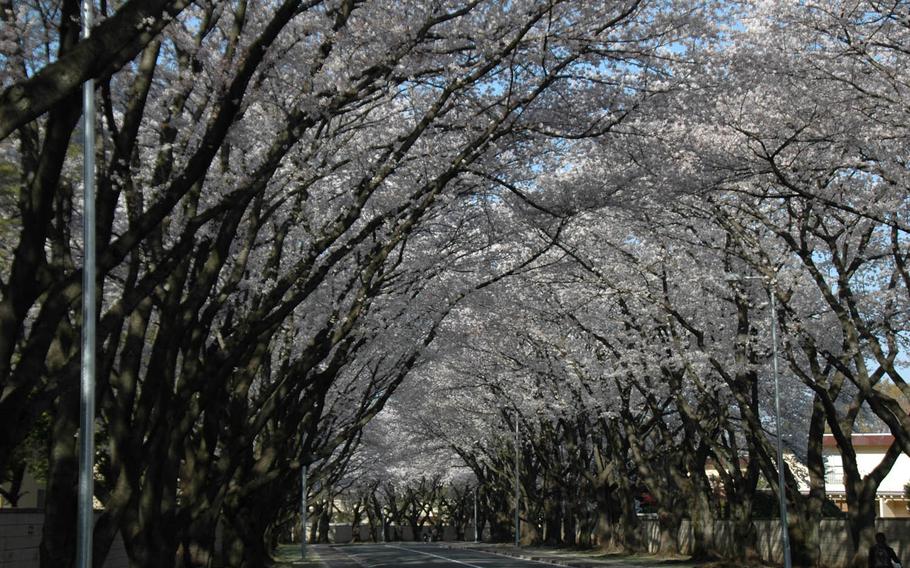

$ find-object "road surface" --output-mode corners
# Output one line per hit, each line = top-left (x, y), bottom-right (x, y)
(314, 543), (576, 567)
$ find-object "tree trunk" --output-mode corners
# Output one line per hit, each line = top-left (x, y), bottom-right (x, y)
(221, 501), (272, 568)
(846, 490), (879, 568)
(543, 489), (562, 546)
(563, 498), (577, 547)
(350, 504), (363, 543)
(722, 494), (754, 562)
(39, 383), (79, 568)
(615, 481), (642, 551)
(317, 505), (330, 543)
(518, 491), (541, 546)
(177, 508), (220, 568)
(490, 513), (511, 542)
(684, 476), (716, 560)
(656, 507), (681, 555)
(593, 485), (614, 549)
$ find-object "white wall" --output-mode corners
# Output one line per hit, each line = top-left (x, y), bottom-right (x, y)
(824, 449), (910, 494)
(0, 510), (128, 568)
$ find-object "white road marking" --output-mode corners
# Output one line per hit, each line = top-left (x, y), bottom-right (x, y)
(387, 544), (488, 567)
(387, 544), (566, 567)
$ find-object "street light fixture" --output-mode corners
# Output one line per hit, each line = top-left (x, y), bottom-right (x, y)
(726, 274), (792, 568)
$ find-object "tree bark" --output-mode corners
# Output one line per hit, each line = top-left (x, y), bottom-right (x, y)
(39, 379), (80, 568)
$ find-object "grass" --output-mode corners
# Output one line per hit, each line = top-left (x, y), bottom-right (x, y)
(271, 544), (325, 567)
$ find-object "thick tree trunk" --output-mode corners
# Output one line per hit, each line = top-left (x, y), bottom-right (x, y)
(221, 500), (272, 568)
(543, 489), (562, 545)
(786, 398), (827, 568)
(593, 485), (614, 549)
(789, 512), (822, 568)
(220, 519), (251, 568)
(594, 482), (640, 553)
(490, 506), (511, 542)
(729, 498), (759, 562)
(656, 507), (681, 555)
(563, 498), (577, 547)
(308, 513), (319, 544)
(350, 505), (363, 543)
(616, 489), (641, 552)
(39, 383), (79, 568)
(846, 491), (879, 568)
(317, 505), (330, 543)
(177, 508), (220, 568)
(687, 488), (715, 559)
(520, 494), (541, 545)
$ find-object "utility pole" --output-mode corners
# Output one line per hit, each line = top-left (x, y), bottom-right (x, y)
(76, 1), (96, 567)
(301, 465), (307, 559)
(514, 411), (520, 548)
(474, 485), (478, 543)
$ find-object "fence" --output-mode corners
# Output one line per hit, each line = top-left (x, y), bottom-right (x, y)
(637, 518), (908, 567)
(0, 510), (127, 568)
(323, 518), (909, 568)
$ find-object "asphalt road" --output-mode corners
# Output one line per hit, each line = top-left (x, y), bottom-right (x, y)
(317, 543), (569, 567)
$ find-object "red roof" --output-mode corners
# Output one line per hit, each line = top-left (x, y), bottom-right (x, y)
(822, 433), (894, 448)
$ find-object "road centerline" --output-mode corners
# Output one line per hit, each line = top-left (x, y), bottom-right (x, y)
(445, 546), (573, 567)
(387, 544), (489, 567)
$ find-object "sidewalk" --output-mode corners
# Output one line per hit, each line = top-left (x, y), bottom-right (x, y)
(443, 542), (764, 568)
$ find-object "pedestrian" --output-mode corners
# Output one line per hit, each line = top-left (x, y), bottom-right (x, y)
(869, 532), (901, 568)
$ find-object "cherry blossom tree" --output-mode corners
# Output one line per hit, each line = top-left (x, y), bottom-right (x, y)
(0, 0), (722, 567)
(5, 2), (907, 568)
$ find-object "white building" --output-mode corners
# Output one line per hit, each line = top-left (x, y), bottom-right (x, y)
(823, 433), (910, 518)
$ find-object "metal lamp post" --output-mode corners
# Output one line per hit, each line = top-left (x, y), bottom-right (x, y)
(514, 411), (520, 548)
(77, 1), (97, 567)
(473, 485), (479, 543)
(301, 465), (308, 559)
(728, 275), (791, 568)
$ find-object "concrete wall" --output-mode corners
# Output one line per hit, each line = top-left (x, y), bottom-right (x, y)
(326, 519), (907, 568)
(638, 518), (908, 568)
(0, 510), (128, 568)
(327, 524), (486, 544)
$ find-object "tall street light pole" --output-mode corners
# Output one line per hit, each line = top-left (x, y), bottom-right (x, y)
(77, 1), (96, 567)
(514, 411), (520, 548)
(727, 274), (791, 568)
(301, 465), (308, 559)
(474, 485), (479, 543)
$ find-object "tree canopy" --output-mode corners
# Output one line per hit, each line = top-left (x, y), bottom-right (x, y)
(0, 1), (908, 568)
